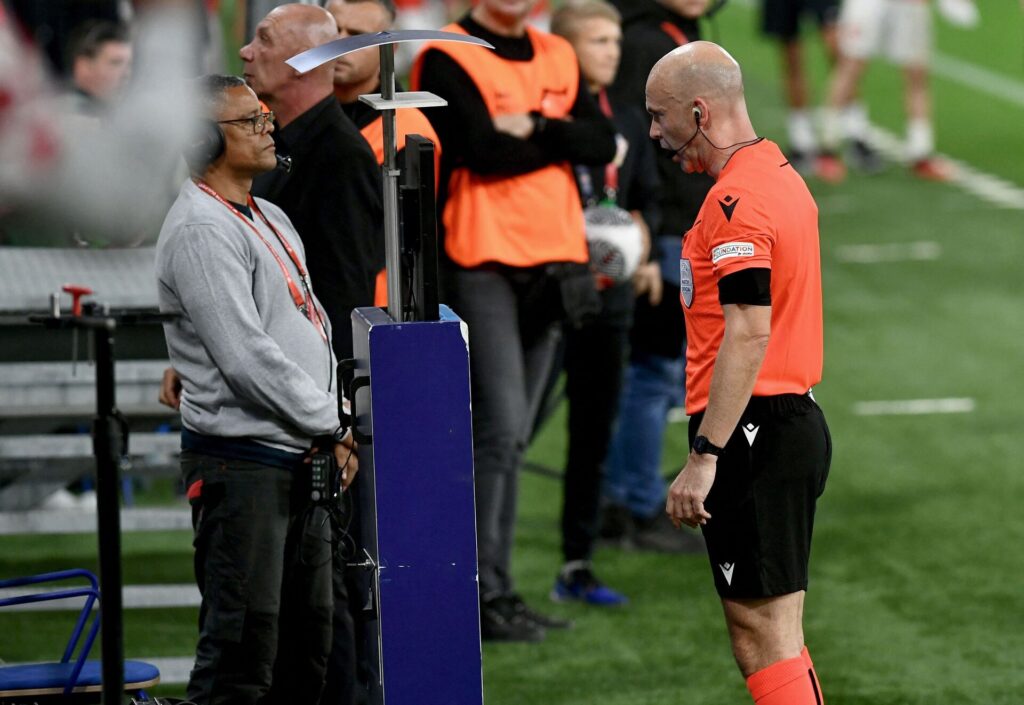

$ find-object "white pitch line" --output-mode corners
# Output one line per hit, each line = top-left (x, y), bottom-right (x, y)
(0, 507), (191, 536)
(667, 407), (689, 424)
(0, 583), (200, 611)
(143, 657), (194, 685)
(835, 241), (942, 263)
(853, 398), (976, 416)
(865, 126), (1024, 210)
(932, 52), (1024, 109)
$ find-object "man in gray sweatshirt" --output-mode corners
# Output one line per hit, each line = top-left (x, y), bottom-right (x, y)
(156, 74), (357, 705)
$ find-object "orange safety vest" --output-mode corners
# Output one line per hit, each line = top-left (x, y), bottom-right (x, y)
(411, 23), (587, 268)
(359, 108), (443, 184)
(360, 109), (443, 307)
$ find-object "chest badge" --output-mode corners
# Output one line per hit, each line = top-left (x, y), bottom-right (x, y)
(679, 258), (694, 308)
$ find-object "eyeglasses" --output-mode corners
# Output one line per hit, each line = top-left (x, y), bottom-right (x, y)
(218, 111), (275, 135)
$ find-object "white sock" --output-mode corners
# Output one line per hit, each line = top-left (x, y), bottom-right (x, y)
(561, 560), (590, 578)
(906, 118), (934, 161)
(820, 107), (842, 152)
(788, 110), (818, 155)
(842, 103), (870, 143)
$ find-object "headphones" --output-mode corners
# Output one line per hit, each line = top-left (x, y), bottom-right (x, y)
(184, 121), (226, 173)
(693, 106), (703, 126)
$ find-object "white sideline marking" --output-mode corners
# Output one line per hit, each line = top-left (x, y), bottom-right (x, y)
(667, 407), (689, 424)
(836, 241), (942, 263)
(853, 398), (976, 416)
(0, 583), (200, 611)
(0, 507), (191, 536)
(932, 53), (1024, 109)
(865, 126), (1024, 210)
(144, 657), (193, 685)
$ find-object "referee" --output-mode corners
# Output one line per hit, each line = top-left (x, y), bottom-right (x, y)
(646, 42), (832, 705)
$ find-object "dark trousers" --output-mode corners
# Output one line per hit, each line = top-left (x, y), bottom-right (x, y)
(450, 266), (562, 599)
(183, 451), (333, 705)
(560, 293), (630, 563)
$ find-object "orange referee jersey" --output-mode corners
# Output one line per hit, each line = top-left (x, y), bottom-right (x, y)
(680, 139), (823, 415)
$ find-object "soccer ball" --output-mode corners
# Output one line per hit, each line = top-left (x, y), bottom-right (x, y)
(584, 204), (644, 286)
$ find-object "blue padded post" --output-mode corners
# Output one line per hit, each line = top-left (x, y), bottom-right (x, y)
(350, 305), (482, 705)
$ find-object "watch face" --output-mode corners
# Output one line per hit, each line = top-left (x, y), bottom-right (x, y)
(694, 435), (718, 455)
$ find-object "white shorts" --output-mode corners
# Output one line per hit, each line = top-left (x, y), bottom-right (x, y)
(838, 0), (932, 66)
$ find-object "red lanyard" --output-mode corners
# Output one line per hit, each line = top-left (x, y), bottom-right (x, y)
(193, 180), (327, 342)
(597, 89), (620, 198)
(660, 21), (690, 47)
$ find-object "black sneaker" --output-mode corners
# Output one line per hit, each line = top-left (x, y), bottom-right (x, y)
(847, 139), (885, 174)
(598, 503), (634, 545)
(787, 149), (816, 176)
(507, 593), (573, 630)
(632, 512), (706, 554)
(480, 595), (545, 642)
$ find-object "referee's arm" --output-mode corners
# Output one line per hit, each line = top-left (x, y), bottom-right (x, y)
(698, 303), (772, 447)
(667, 302), (771, 529)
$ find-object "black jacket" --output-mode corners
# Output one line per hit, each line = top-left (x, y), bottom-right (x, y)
(609, 0), (714, 239)
(253, 96), (384, 360)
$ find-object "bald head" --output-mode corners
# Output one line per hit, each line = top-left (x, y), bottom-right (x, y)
(648, 41), (744, 113)
(645, 41), (756, 178)
(240, 3), (340, 125)
(269, 4), (339, 52)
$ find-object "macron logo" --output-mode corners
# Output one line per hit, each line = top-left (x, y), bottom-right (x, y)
(719, 562), (735, 586)
(711, 242), (755, 264)
(742, 423), (759, 447)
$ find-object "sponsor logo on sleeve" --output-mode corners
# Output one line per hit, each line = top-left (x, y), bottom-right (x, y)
(711, 242), (755, 264)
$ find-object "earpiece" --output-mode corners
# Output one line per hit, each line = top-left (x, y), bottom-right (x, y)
(184, 121), (226, 173)
(693, 106), (703, 125)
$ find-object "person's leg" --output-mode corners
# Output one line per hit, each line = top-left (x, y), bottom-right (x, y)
(555, 315), (629, 604)
(183, 453), (291, 705)
(723, 593), (825, 704)
(450, 267), (548, 640)
(265, 489), (335, 705)
(694, 394), (832, 703)
(560, 319), (628, 563)
(781, 38), (819, 166)
(451, 268), (529, 600)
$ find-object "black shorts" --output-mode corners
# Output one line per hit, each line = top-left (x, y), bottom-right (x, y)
(689, 393), (831, 599)
(761, 0), (840, 40)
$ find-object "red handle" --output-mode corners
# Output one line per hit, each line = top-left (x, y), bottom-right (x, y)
(62, 284), (93, 316)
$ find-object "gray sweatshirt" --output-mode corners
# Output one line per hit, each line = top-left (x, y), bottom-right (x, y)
(156, 179), (338, 452)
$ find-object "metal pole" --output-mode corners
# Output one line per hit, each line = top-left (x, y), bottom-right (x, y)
(379, 43), (403, 322)
(93, 319), (125, 705)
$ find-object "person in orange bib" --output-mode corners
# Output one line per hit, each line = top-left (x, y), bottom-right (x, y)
(646, 42), (832, 705)
(412, 0), (617, 642)
(326, 0), (443, 307)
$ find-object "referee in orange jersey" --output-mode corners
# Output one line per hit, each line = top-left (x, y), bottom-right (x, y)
(646, 42), (832, 705)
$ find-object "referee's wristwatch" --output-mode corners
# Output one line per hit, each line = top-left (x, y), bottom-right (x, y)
(692, 435), (724, 458)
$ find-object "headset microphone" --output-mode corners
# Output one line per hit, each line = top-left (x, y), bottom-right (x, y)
(662, 105), (704, 155)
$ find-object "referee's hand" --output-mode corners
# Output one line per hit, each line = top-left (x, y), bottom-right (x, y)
(666, 453), (716, 529)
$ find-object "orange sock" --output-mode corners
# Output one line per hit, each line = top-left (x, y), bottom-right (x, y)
(801, 646), (824, 704)
(746, 653), (823, 705)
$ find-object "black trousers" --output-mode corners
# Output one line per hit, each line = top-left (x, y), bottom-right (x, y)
(183, 451), (333, 705)
(560, 300), (630, 563)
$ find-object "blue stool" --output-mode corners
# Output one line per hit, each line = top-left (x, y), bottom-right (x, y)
(0, 569), (160, 702)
